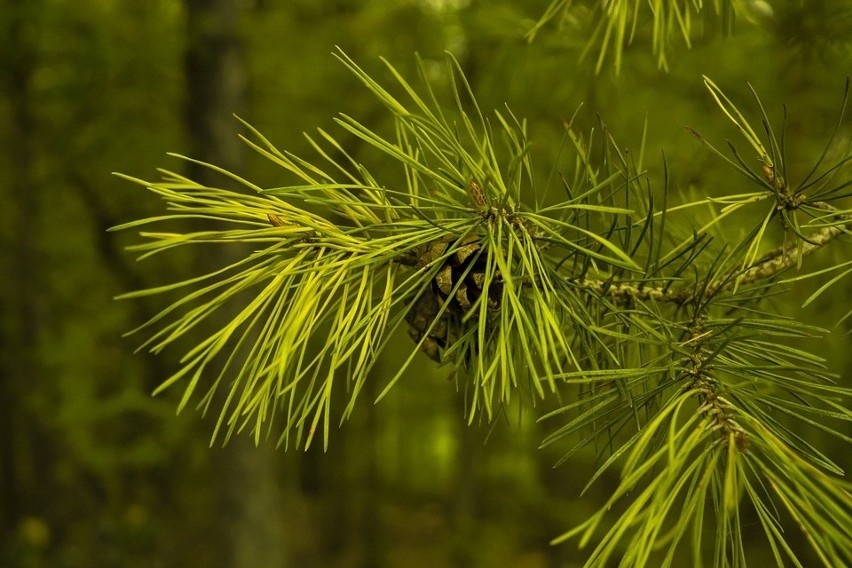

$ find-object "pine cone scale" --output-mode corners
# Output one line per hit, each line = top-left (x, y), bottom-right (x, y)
(404, 233), (502, 361)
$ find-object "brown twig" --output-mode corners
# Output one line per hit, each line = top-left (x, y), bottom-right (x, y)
(578, 203), (852, 306)
(683, 316), (749, 451)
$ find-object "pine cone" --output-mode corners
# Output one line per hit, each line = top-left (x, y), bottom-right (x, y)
(404, 234), (502, 362)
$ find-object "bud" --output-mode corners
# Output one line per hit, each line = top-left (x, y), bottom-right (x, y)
(468, 178), (487, 209)
(267, 213), (287, 227)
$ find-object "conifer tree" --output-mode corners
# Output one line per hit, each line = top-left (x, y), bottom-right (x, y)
(116, 2), (852, 565)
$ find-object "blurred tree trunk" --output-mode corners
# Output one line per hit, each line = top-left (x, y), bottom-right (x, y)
(183, 1), (287, 566)
(361, 374), (387, 568)
(0, 0), (43, 538)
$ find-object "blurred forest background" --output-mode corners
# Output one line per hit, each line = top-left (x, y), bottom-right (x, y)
(1, 0), (850, 567)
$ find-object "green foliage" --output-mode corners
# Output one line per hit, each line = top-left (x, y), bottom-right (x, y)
(528, 0), (852, 74)
(528, 0), (743, 72)
(118, 39), (852, 565)
(115, 49), (640, 450)
(6, 0), (851, 564)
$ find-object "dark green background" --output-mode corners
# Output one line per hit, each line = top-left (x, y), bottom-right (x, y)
(1, 1), (849, 566)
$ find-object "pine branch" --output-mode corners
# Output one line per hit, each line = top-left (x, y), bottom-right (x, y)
(527, 0), (743, 72)
(577, 204), (852, 306)
(115, 52), (852, 565)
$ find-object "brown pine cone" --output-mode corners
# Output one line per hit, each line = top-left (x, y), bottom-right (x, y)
(404, 234), (502, 362)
